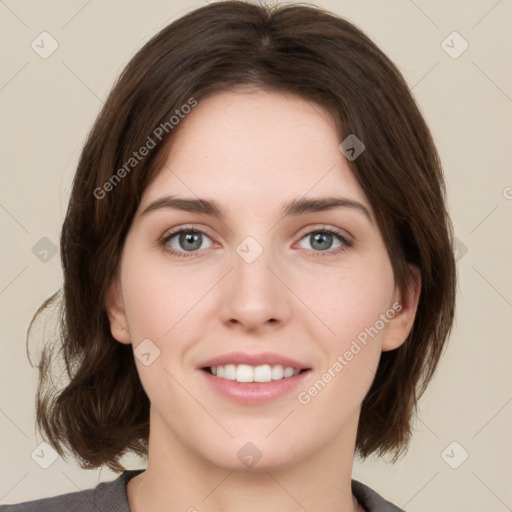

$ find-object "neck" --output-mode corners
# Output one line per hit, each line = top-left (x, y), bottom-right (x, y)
(127, 408), (362, 512)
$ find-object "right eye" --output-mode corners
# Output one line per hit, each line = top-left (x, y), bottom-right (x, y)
(162, 227), (215, 258)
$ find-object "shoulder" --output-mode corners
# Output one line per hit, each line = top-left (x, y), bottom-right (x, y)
(0, 470), (144, 512)
(352, 480), (405, 512)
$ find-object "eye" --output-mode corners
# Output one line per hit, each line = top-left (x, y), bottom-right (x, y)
(162, 227), (214, 258)
(296, 227), (352, 256)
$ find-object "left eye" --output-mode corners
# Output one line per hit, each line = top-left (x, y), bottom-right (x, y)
(297, 229), (348, 253)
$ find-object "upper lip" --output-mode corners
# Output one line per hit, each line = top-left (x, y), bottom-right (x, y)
(199, 352), (310, 371)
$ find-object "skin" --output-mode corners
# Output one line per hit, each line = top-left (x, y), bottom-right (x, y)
(106, 89), (421, 512)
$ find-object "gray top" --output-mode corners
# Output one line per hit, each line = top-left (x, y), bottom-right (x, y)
(0, 470), (404, 511)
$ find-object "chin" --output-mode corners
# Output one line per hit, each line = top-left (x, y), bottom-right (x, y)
(217, 452), (301, 473)
(200, 436), (307, 474)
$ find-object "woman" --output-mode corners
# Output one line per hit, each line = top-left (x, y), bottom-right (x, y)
(1, 1), (456, 511)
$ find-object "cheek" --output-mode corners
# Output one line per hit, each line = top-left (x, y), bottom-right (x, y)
(120, 252), (206, 342)
(122, 278), (170, 342)
(119, 254), (201, 403)
(301, 253), (396, 347)
(292, 262), (396, 447)
(324, 258), (395, 392)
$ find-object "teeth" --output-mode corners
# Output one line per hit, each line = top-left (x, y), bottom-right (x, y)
(209, 364), (301, 383)
(254, 365), (271, 382)
(271, 365), (284, 380)
(283, 367), (295, 378)
(224, 364), (236, 380)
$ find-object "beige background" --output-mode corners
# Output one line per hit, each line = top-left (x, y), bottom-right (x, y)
(1, 0), (511, 510)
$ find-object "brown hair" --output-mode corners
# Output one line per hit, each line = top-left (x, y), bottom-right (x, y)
(30, 0), (456, 472)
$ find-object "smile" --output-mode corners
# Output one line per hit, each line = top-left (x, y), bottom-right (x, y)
(205, 364), (302, 383)
(198, 352), (312, 404)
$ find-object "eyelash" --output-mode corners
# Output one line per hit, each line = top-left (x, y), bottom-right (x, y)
(160, 224), (353, 259)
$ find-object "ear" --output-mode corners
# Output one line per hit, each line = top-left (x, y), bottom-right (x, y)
(105, 276), (132, 344)
(381, 265), (421, 352)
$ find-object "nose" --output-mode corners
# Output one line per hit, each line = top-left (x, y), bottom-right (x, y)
(218, 238), (292, 332)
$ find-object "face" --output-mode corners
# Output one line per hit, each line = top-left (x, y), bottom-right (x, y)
(107, 90), (419, 472)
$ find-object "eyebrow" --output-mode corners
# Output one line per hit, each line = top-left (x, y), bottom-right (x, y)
(141, 195), (373, 225)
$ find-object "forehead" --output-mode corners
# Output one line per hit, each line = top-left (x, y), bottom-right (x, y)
(140, 89), (372, 217)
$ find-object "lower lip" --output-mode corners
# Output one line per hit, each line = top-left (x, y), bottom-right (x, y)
(199, 369), (311, 405)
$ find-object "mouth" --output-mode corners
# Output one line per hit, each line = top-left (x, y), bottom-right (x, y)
(202, 364), (310, 383)
(197, 352), (312, 404)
